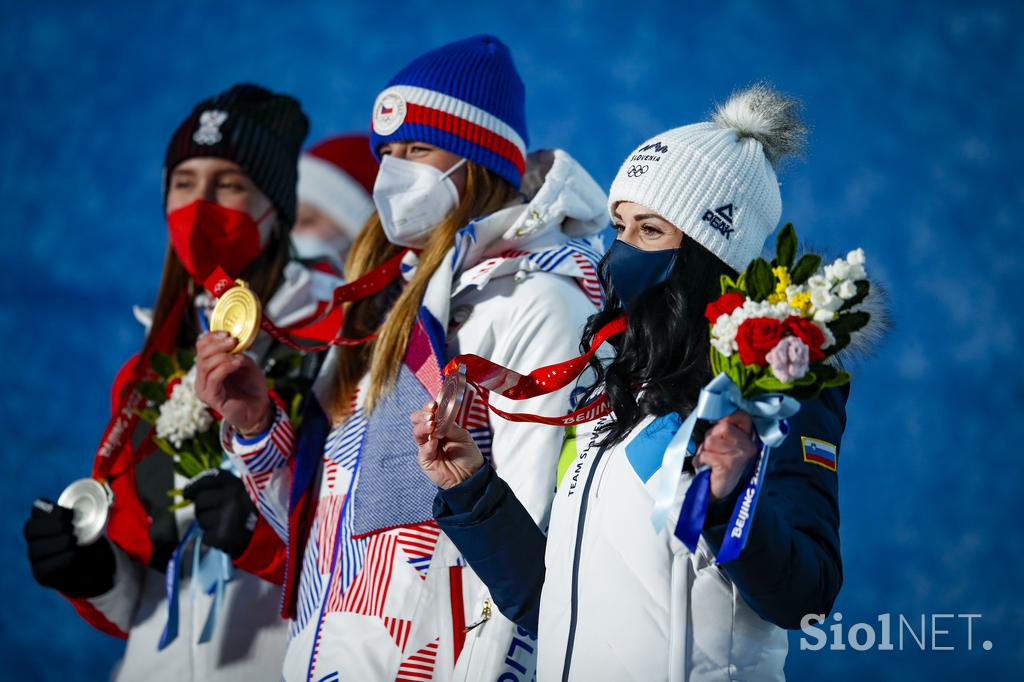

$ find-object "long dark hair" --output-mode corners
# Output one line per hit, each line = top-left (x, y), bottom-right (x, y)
(578, 239), (738, 446)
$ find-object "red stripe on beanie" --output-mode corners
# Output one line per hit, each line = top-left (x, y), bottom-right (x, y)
(404, 103), (525, 175)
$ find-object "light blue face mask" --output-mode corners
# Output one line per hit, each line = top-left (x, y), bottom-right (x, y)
(606, 239), (678, 312)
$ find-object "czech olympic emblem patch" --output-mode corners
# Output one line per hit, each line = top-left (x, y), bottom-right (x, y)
(801, 437), (838, 472)
(372, 89), (407, 136)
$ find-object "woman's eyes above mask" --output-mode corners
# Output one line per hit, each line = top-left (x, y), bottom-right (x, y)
(640, 223), (665, 237)
(612, 223), (625, 233)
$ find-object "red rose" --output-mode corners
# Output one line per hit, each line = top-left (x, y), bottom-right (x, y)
(783, 316), (826, 361)
(705, 292), (746, 323)
(736, 318), (785, 366)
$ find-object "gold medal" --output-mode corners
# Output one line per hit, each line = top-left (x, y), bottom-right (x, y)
(210, 279), (262, 353)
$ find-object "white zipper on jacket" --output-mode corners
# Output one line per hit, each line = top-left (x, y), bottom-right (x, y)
(560, 443), (609, 682)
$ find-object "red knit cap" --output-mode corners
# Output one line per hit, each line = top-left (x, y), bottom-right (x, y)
(297, 133), (379, 239)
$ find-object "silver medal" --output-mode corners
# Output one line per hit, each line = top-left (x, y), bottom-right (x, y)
(57, 478), (113, 546)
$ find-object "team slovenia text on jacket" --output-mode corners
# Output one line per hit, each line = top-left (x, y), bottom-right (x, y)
(436, 385), (848, 682)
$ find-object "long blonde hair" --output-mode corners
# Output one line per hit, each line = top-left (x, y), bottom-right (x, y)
(333, 162), (517, 416)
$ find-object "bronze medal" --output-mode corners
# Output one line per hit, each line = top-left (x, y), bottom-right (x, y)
(433, 365), (468, 438)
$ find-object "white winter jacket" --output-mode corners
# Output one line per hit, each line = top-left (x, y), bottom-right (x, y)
(223, 149), (611, 682)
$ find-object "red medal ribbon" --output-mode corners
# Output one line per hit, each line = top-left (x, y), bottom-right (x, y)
(203, 250), (408, 351)
(444, 316), (627, 426)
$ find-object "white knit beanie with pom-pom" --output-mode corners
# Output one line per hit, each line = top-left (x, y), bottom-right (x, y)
(607, 83), (806, 272)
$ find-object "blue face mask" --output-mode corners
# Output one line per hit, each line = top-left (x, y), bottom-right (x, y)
(607, 239), (678, 312)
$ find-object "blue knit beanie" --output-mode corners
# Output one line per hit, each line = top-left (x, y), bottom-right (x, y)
(369, 34), (529, 189)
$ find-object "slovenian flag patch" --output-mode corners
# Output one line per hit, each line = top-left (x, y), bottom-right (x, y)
(801, 437), (838, 471)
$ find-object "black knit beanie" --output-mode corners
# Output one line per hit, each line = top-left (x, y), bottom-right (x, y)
(164, 83), (309, 226)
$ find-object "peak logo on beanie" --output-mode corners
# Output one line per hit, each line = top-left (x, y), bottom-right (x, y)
(193, 110), (228, 145)
(165, 83), (309, 226)
(368, 34), (529, 188)
(372, 90), (408, 136)
(701, 203), (737, 239)
(608, 84), (806, 272)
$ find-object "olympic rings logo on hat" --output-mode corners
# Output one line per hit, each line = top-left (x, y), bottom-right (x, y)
(626, 165), (649, 178)
(372, 89), (408, 136)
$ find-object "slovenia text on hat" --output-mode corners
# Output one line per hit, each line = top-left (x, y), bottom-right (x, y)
(369, 34), (529, 189)
(608, 84), (806, 272)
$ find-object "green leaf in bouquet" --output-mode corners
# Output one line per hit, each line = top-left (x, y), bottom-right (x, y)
(775, 223), (797, 269)
(829, 311), (870, 336)
(754, 373), (794, 393)
(135, 380), (167, 405)
(135, 407), (161, 425)
(719, 274), (738, 295)
(167, 488), (184, 498)
(839, 281), (871, 311)
(151, 352), (176, 379)
(790, 253), (822, 285)
(822, 369), (851, 388)
(744, 258), (775, 301)
(174, 448), (206, 479)
(812, 363), (839, 383)
(152, 436), (178, 458)
(175, 348), (196, 371)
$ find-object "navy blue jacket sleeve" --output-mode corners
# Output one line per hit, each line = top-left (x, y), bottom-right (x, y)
(433, 465), (547, 635)
(702, 384), (849, 629)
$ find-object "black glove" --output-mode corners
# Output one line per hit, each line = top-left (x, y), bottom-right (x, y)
(24, 499), (116, 598)
(183, 470), (258, 559)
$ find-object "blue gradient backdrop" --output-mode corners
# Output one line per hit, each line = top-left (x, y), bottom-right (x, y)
(1, 1), (1021, 679)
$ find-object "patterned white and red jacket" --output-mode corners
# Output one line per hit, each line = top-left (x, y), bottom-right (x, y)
(223, 149), (609, 682)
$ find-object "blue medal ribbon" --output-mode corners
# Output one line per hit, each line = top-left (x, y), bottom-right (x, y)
(650, 372), (800, 561)
(158, 522), (234, 650)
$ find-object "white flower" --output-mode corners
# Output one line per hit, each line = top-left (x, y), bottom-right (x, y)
(811, 287), (843, 312)
(837, 279), (858, 300)
(155, 367), (214, 449)
(824, 259), (851, 282)
(847, 263), (867, 281)
(807, 274), (829, 293)
(814, 308), (836, 323)
(847, 248), (866, 266)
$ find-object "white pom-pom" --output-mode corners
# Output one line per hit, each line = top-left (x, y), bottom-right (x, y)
(712, 83), (807, 167)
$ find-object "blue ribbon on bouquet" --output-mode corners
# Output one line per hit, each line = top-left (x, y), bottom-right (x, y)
(158, 522), (234, 650)
(650, 372), (800, 562)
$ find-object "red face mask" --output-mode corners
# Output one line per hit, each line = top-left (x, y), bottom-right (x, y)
(166, 199), (272, 282)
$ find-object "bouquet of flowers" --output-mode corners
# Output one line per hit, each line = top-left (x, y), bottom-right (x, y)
(134, 350), (223, 509)
(655, 223), (880, 562)
(704, 223), (871, 401)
